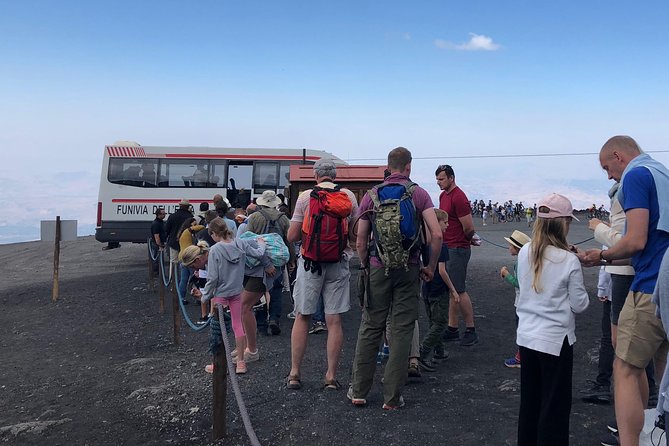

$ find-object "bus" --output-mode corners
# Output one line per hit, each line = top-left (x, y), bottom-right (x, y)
(95, 141), (345, 244)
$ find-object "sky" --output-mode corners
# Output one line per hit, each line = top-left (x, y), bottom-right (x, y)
(1, 1), (668, 243)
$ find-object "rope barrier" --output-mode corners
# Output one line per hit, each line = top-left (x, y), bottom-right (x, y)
(175, 266), (210, 332)
(159, 249), (172, 288)
(216, 304), (261, 446)
(147, 237), (160, 261)
(478, 234), (596, 250)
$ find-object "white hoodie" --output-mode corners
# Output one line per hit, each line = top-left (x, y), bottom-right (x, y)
(516, 243), (590, 356)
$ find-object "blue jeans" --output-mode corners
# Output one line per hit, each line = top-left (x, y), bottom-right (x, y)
(178, 263), (190, 301)
(313, 296), (325, 323)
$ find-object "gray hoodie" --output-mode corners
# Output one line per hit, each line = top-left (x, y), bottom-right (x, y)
(202, 238), (268, 302)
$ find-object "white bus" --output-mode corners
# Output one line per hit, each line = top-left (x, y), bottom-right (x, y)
(95, 141), (345, 244)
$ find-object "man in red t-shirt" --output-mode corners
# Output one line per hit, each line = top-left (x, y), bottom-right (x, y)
(436, 165), (479, 346)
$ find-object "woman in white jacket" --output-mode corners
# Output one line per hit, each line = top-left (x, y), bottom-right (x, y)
(516, 193), (590, 446)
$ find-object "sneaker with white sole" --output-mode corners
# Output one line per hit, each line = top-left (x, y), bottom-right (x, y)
(347, 386), (367, 406)
(232, 349), (260, 364)
(382, 396), (405, 410)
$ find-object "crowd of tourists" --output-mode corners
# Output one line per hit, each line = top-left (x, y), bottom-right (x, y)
(148, 136), (669, 446)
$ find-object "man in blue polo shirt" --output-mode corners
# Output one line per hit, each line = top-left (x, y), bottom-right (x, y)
(581, 135), (669, 446)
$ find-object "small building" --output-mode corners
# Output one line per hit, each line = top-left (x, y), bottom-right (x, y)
(287, 164), (387, 214)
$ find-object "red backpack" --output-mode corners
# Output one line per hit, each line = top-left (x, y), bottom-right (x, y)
(301, 185), (353, 264)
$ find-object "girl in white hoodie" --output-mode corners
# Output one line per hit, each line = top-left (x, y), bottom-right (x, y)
(516, 193), (589, 446)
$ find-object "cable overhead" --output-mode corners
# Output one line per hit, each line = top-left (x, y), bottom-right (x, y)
(344, 150), (669, 163)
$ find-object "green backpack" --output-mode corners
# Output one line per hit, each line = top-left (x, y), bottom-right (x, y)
(368, 180), (423, 273)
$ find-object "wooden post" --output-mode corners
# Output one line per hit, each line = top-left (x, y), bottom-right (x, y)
(171, 263), (180, 345)
(212, 324), (227, 440)
(158, 266), (165, 314)
(52, 216), (61, 302)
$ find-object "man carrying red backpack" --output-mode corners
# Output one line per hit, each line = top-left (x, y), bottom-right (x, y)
(286, 159), (358, 390)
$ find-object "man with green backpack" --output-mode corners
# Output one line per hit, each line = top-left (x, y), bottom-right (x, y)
(348, 146), (443, 410)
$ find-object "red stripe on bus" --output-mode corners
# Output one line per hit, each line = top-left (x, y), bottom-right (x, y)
(164, 154), (320, 160)
(112, 199), (214, 203)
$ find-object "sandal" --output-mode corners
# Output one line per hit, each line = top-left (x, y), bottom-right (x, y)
(286, 375), (302, 390)
(323, 379), (341, 390)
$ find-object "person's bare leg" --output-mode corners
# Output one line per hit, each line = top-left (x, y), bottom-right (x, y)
(458, 292), (475, 327)
(289, 313), (311, 378)
(324, 313), (343, 382)
(448, 298), (460, 327)
(614, 357), (646, 446)
(242, 290), (262, 353)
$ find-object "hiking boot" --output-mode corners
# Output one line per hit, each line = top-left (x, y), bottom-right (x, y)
(268, 320), (281, 336)
(504, 357), (521, 368)
(600, 431), (619, 446)
(308, 321), (327, 334)
(417, 357), (436, 372)
(407, 363), (421, 378)
(580, 381), (611, 404)
(347, 387), (367, 406)
(443, 329), (460, 342)
(382, 396), (405, 410)
(460, 330), (478, 346)
(433, 346), (449, 361)
(607, 419), (618, 434)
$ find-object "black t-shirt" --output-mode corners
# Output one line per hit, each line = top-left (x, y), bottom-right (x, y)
(164, 209), (193, 250)
(151, 218), (166, 245)
(422, 243), (450, 298)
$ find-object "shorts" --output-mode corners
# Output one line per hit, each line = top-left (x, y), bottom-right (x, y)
(243, 276), (266, 293)
(292, 256), (351, 315)
(616, 291), (669, 369)
(447, 248), (471, 293)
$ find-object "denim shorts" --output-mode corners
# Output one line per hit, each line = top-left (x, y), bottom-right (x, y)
(447, 248), (471, 293)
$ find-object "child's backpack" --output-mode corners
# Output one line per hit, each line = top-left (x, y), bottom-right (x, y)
(238, 232), (289, 268)
(368, 180), (423, 272)
(301, 185), (353, 267)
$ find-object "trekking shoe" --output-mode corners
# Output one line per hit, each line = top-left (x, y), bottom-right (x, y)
(382, 396), (405, 410)
(504, 357), (521, 368)
(600, 431), (619, 446)
(196, 316), (209, 325)
(268, 320), (281, 336)
(417, 357), (436, 372)
(460, 330), (479, 346)
(347, 387), (367, 406)
(287, 310), (296, 319)
(381, 344), (390, 357)
(235, 361), (247, 374)
(308, 321), (327, 334)
(408, 363), (422, 378)
(433, 346), (449, 361)
(580, 381), (611, 404)
(607, 419), (618, 434)
(443, 329), (460, 342)
(252, 296), (266, 311)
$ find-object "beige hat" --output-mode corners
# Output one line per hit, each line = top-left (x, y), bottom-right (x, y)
(179, 198), (190, 206)
(256, 190), (281, 208)
(504, 230), (531, 250)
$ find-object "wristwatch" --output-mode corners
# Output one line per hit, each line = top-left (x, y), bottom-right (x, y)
(599, 250), (608, 264)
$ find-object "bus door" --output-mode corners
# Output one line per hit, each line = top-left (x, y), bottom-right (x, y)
(228, 162), (253, 207)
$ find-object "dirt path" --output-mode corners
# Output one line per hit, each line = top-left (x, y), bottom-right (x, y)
(1, 220), (617, 445)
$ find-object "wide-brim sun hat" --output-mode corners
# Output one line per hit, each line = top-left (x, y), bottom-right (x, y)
(256, 190), (281, 208)
(504, 230), (531, 250)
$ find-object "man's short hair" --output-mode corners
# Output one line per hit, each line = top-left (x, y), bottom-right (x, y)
(601, 135), (642, 155)
(388, 147), (412, 171)
(314, 158), (337, 180)
(155, 207), (166, 217)
(435, 164), (455, 178)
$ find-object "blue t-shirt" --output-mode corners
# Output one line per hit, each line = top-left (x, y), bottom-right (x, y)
(622, 167), (669, 293)
(421, 243), (450, 299)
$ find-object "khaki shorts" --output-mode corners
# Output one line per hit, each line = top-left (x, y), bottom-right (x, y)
(616, 291), (669, 369)
(292, 256), (351, 315)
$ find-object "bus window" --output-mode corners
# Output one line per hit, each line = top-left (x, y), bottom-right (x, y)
(160, 159), (211, 187)
(228, 163), (253, 207)
(253, 161), (279, 193)
(140, 161), (158, 187)
(210, 160), (228, 187)
(279, 162), (291, 189)
(109, 158), (152, 186)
